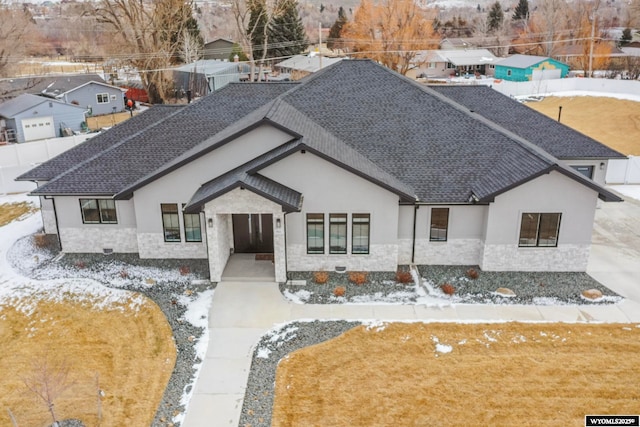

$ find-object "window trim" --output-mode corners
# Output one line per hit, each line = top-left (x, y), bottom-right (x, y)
(518, 212), (562, 248)
(79, 198), (117, 224)
(96, 93), (110, 104)
(351, 213), (370, 255)
(306, 213), (325, 254)
(161, 203), (181, 243)
(182, 207), (202, 243)
(329, 213), (348, 254)
(570, 165), (594, 179)
(429, 207), (449, 242)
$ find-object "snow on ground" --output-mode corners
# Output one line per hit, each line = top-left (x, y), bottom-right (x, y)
(610, 185), (640, 202)
(516, 90), (640, 103)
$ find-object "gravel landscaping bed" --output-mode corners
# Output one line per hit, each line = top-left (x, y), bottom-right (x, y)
(8, 235), (215, 427)
(239, 320), (360, 427)
(281, 266), (622, 305)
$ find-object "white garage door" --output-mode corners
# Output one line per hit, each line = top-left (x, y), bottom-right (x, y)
(22, 116), (56, 142)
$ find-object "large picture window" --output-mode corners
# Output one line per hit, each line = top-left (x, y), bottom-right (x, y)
(519, 213), (561, 247)
(183, 212), (202, 242)
(161, 204), (181, 242)
(80, 199), (117, 224)
(352, 214), (370, 254)
(306, 214), (324, 254)
(329, 214), (347, 254)
(430, 208), (449, 242)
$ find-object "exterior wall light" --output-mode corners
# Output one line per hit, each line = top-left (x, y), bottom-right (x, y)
(207, 218), (213, 228)
(276, 218), (281, 228)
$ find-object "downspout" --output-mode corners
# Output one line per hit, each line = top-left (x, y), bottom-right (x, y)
(283, 211), (290, 282)
(411, 204), (418, 264)
(48, 196), (62, 251)
(203, 210), (211, 282)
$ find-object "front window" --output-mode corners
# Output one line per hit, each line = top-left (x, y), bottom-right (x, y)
(329, 213), (347, 254)
(507, 69), (512, 76)
(519, 213), (561, 247)
(161, 204), (181, 242)
(352, 214), (370, 254)
(183, 212), (202, 242)
(306, 213), (324, 254)
(80, 199), (117, 224)
(430, 208), (449, 242)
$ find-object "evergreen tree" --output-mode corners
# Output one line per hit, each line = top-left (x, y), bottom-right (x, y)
(248, 0), (267, 59)
(487, 1), (504, 33)
(512, 0), (529, 21)
(267, 0), (308, 59)
(327, 6), (347, 50)
(620, 28), (632, 47)
(229, 43), (249, 62)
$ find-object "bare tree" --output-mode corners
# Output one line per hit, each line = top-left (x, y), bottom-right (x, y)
(0, 2), (36, 77)
(533, 0), (569, 56)
(22, 356), (75, 426)
(95, 0), (198, 103)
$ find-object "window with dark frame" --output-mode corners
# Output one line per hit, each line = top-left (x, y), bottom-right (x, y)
(161, 204), (181, 242)
(352, 214), (370, 254)
(80, 199), (117, 224)
(306, 213), (324, 254)
(183, 210), (202, 242)
(571, 165), (594, 179)
(430, 208), (449, 241)
(519, 213), (561, 247)
(329, 213), (347, 254)
(96, 93), (110, 104)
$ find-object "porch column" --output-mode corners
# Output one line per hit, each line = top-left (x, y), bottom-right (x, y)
(273, 212), (286, 283)
(205, 212), (232, 282)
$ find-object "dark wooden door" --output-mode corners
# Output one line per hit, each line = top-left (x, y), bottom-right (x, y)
(232, 214), (274, 253)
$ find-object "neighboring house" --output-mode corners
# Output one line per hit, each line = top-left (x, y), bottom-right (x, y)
(411, 49), (498, 79)
(0, 74), (125, 116)
(274, 55), (344, 80)
(0, 94), (87, 143)
(17, 60), (622, 284)
(203, 38), (235, 61)
(439, 38), (476, 50)
(495, 55), (570, 81)
(173, 60), (249, 96)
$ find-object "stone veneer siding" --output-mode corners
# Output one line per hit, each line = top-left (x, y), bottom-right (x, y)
(286, 243), (398, 272)
(481, 243), (591, 272)
(59, 227), (139, 253)
(137, 233), (207, 259)
(398, 238), (483, 265)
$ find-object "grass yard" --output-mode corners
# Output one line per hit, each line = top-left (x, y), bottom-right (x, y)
(0, 295), (176, 427)
(525, 96), (640, 156)
(0, 201), (38, 228)
(273, 322), (640, 427)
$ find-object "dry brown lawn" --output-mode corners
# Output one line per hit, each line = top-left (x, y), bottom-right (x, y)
(0, 295), (176, 427)
(273, 322), (640, 427)
(525, 96), (640, 156)
(0, 201), (38, 227)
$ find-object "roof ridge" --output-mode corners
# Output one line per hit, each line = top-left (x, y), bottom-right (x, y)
(38, 104), (188, 192)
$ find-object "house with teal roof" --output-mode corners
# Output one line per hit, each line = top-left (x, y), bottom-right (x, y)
(495, 55), (570, 81)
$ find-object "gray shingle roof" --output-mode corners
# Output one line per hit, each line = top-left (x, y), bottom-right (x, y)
(26, 60), (620, 204)
(430, 85), (625, 159)
(0, 75), (106, 101)
(0, 94), (85, 118)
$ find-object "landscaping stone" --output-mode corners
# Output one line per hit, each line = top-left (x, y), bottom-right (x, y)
(496, 287), (517, 297)
(582, 289), (604, 300)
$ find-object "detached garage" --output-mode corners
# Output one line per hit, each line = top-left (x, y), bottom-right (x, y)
(0, 94), (86, 143)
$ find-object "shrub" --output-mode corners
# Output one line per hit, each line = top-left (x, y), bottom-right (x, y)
(395, 270), (413, 284)
(466, 268), (479, 280)
(120, 270), (129, 279)
(440, 283), (455, 296)
(313, 271), (329, 284)
(348, 271), (367, 286)
(33, 233), (48, 249)
(333, 286), (346, 297)
(179, 265), (190, 276)
(74, 261), (86, 270)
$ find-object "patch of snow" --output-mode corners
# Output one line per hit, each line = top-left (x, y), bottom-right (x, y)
(283, 289), (312, 304)
(435, 343), (453, 354)
(532, 296), (563, 305)
(364, 320), (387, 332)
(610, 185), (640, 202)
(579, 294), (623, 304)
(537, 90), (640, 103)
(256, 347), (272, 359)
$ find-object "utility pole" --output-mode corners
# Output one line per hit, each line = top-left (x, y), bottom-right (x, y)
(588, 14), (595, 78)
(318, 23), (322, 70)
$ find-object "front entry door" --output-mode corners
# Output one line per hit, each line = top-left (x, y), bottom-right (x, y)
(232, 214), (274, 253)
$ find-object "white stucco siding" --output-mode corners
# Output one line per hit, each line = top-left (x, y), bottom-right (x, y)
(397, 204), (487, 265)
(482, 171), (598, 271)
(261, 151), (401, 271)
(133, 124), (293, 234)
(53, 196), (138, 253)
(39, 196), (58, 234)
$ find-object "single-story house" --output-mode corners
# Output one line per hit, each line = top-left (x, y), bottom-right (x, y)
(17, 60), (623, 283)
(274, 55), (344, 80)
(495, 55), (570, 81)
(411, 49), (498, 79)
(0, 74), (125, 116)
(0, 94), (87, 143)
(203, 38), (235, 61)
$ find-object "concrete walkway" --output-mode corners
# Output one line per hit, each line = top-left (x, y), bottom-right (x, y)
(182, 195), (640, 427)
